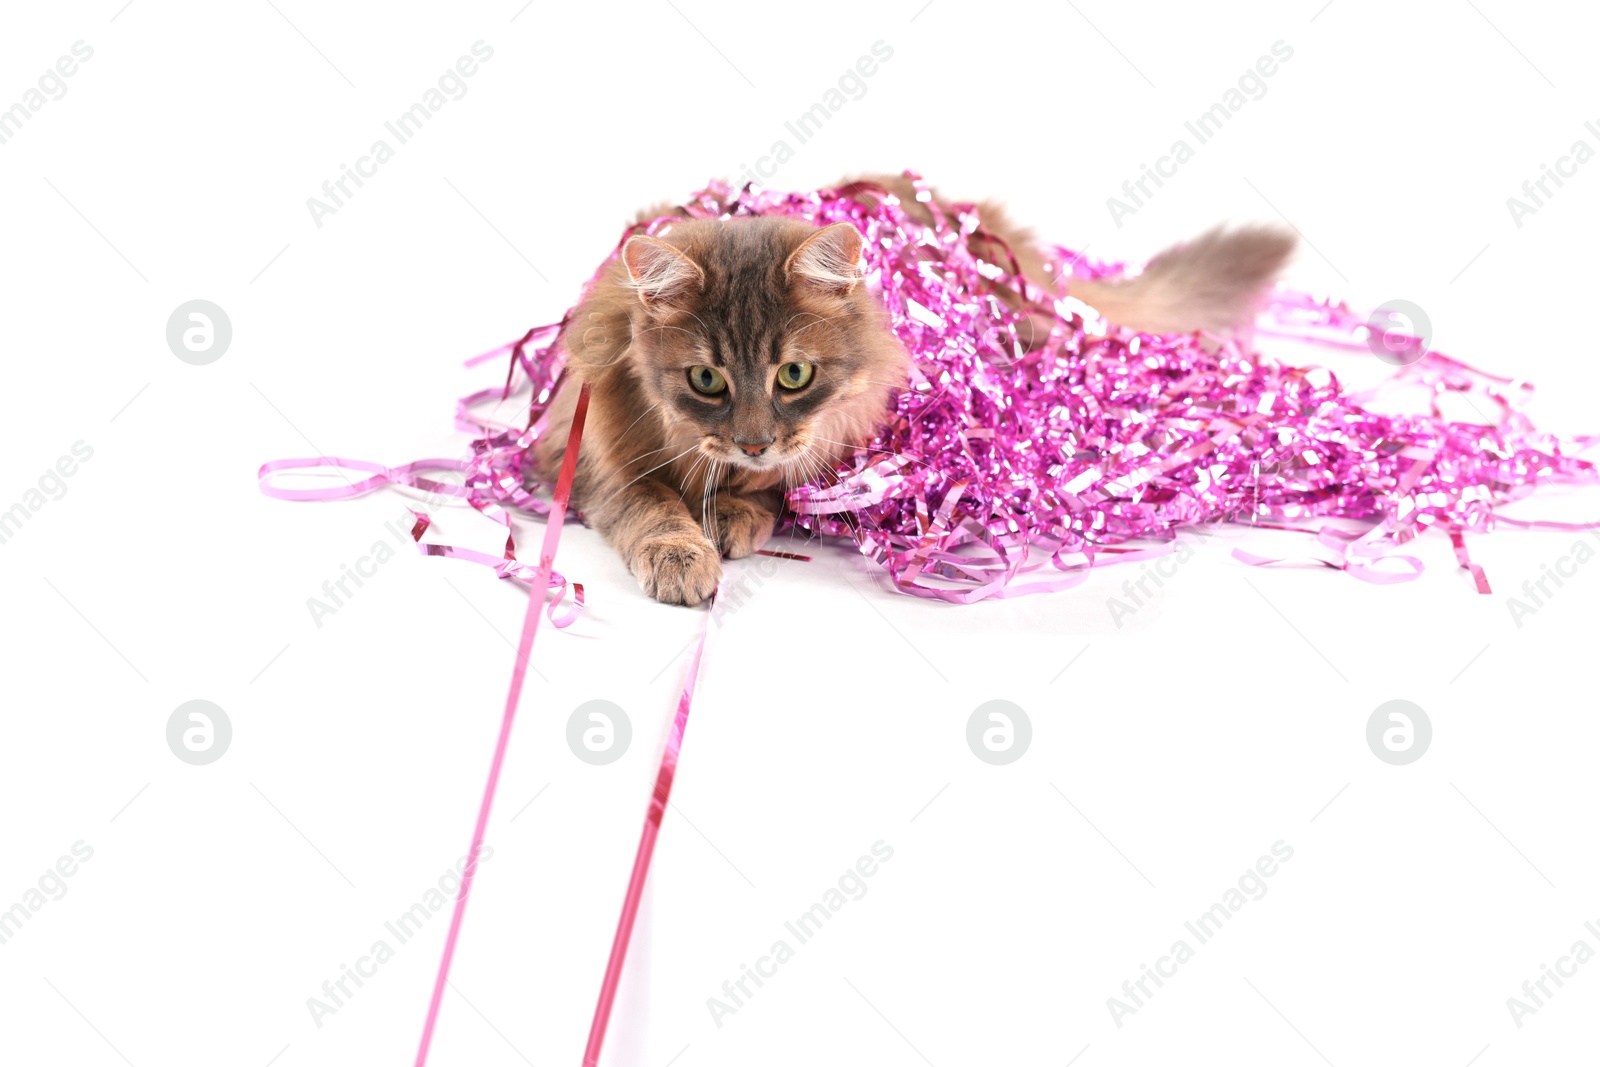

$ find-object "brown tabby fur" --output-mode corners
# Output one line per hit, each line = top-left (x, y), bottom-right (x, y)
(536, 175), (1294, 605)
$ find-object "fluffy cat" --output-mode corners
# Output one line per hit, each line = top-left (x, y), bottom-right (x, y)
(535, 175), (1294, 605)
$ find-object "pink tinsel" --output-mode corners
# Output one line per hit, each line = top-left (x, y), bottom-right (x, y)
(263, 173), (1600, 605)
(535, 175), (1598, 601)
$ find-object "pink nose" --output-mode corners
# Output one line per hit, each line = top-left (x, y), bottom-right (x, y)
(735, 436), (773, 456)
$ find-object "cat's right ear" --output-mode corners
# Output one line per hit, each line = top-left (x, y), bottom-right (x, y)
(621, 235), (704, 310)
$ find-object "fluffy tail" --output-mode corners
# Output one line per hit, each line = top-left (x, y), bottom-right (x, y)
(1069, 227), (1295, 336)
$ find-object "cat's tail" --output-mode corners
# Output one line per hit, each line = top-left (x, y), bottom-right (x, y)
(1068, 227), (1295, 336)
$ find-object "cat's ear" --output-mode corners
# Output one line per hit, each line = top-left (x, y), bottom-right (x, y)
(786, 222), (864, 295)
(621, 235), (704, 309)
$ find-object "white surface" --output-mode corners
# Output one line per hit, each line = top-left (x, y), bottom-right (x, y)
(2, 2), (1598, 1065)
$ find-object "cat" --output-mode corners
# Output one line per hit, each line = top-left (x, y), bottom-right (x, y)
(534, 175), (1294, 606)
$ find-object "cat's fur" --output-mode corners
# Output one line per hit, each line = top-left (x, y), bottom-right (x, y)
(535, 175), (1294, 605)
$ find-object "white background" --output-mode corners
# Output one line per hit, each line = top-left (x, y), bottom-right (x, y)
(2, 2), (1598, 1065)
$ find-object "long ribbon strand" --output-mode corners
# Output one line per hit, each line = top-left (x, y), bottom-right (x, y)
(412, 383), (591, 1067)
(581, 589), (718, 1066)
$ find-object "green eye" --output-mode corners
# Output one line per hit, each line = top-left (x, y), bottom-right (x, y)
(687, 365), (728, 396)
(776, 362), (814, 390)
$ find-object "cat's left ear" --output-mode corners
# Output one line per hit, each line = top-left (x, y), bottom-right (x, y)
(785, 222), (864, 295)
(621, 234), (705, 310)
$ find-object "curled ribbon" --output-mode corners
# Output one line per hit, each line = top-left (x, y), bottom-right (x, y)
(258, 454), (583, 627)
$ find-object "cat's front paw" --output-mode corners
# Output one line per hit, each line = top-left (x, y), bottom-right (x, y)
(632, 533), (722, 606)
(710, 496), (777, 560)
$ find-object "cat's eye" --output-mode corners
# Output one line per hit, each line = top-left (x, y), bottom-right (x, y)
(776, 361), (814, 390)
(686, 365), (728, 396)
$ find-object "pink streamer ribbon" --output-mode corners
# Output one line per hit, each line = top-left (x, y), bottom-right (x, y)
(412, 382), (590, 1067)
(581, 587), (719, 1066)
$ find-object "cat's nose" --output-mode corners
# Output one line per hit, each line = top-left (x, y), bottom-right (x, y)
(735, 435), (773, 456)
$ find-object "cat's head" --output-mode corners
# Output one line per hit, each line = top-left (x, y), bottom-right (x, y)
(616, 217), (906, 481)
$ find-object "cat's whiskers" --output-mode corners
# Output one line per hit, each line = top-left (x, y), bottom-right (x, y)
(778, 449), (836, 553)
(616, 442), (701, 493)
(709, 458), (725, 548)
(699, 455), (724, 548)
(809, 435), (943, 481)
(609, 401), (662, 450)
(620, 443), (672, 468)
(621, 442), (681, 470)
(791, 446), (864, 544)
(678, 451), (710, 502)
(698, 457), (712, 534)
(811, 447), (867, 545)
